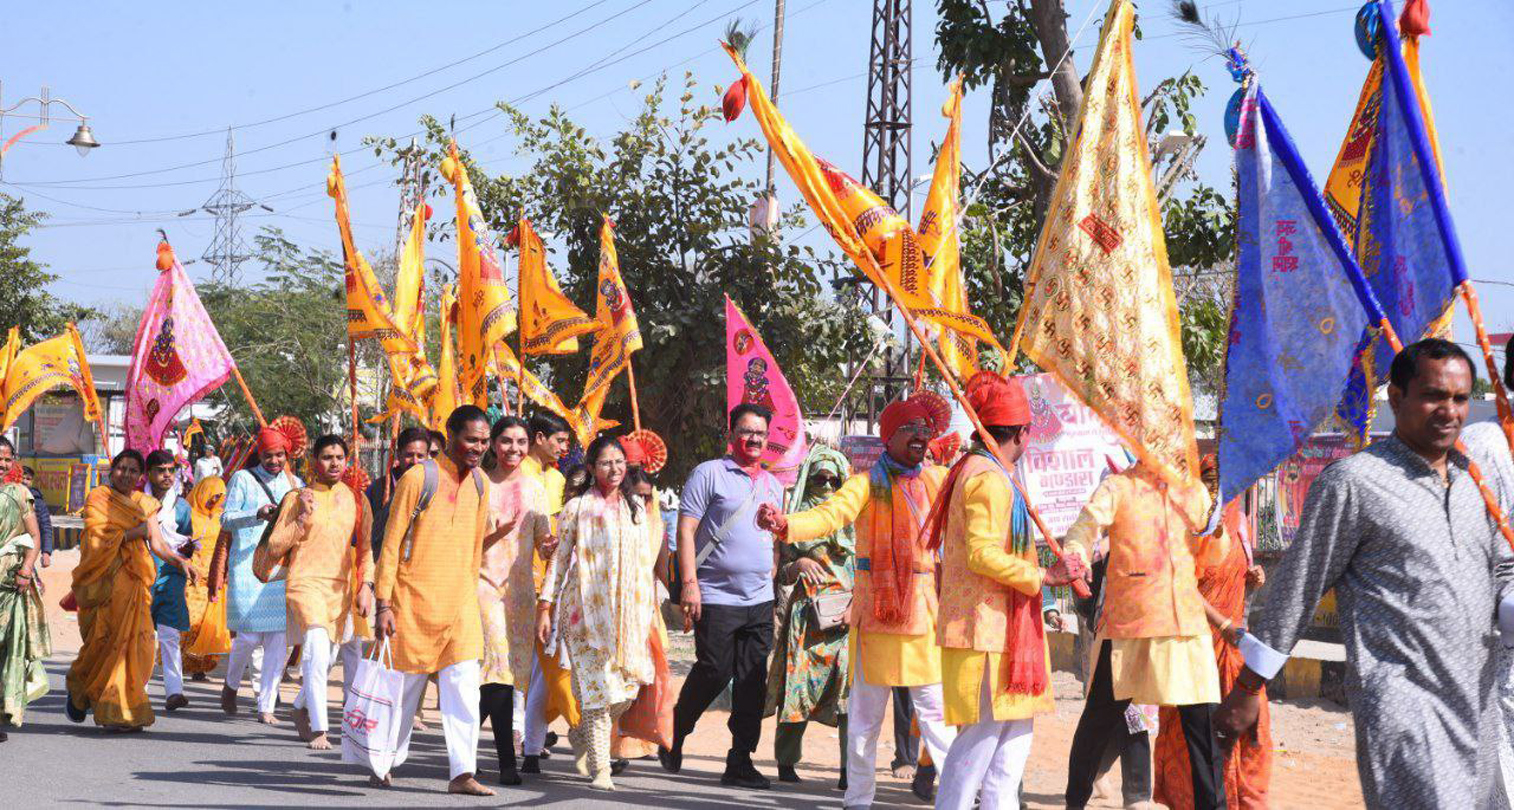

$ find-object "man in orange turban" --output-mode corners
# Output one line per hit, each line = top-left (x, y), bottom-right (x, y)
(758, 391), (957, 807)
(923, 372), (1084, 809)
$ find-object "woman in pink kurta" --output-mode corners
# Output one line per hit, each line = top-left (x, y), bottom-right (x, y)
(479, 416), (550, 785)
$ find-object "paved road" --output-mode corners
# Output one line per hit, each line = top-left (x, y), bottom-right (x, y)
(5, 660), (937, 809)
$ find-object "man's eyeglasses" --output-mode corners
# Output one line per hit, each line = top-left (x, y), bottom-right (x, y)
(809, 474), (842, 489)
(734, 429), (768, 439)
(894, 422), (933, 437)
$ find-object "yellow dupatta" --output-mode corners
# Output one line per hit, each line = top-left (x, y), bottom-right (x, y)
(73, 486), (159, 610)
(184, 477), (231, 661)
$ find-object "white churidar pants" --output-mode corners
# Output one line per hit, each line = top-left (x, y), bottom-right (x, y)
(522, 654), (549, 754)
(155, 624), (183, 698)
(936, 666), (1035, 810)
(393, 659), (482, 780)
(226, 629), (287, 714)
(845, 651), (956, 808)
(292, 627), (334, 733)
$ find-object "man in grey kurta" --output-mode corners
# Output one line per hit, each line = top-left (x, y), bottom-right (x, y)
(1216, 339), (1514, 808)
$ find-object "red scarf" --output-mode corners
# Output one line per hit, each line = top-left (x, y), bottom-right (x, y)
(923, 449), (1047, 696)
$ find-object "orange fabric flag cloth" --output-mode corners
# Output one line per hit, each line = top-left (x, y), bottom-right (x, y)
(327, 156), (416, 360)
(577, 217), (642, 412)
(441, 141), (517, 408)
(1, 324), (104, 436)
(515, 218), (600, 355)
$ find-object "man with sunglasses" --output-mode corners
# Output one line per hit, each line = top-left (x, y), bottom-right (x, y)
(758, 394), (957, 808)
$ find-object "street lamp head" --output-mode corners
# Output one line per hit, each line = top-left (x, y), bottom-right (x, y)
(67, 122), (100, 156)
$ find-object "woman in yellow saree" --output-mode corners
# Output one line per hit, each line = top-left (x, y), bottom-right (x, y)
(66, 450), (196, 730)
(181, 477), (228, 678)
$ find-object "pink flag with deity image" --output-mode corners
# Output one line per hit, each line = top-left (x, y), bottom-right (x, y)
(125, 241), (237, 453)
(725, 295), (806, 485)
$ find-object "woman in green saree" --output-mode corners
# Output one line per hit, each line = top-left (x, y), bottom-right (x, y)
(0, 438), (50, 741)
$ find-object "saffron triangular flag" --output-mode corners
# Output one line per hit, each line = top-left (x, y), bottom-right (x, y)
(430, 283), (462, 430)
(726, 296), (807, 484)
(327, 156), (416, 359)
(1008, 0), (1199, 485)
(1, 324), (104, 438)
(124, 240), (240, 453)
(579, 217), (642, 408)
(1214, 80), (1374, 508)
(441, 141), (517, 408)
(516, 218), (599, 356)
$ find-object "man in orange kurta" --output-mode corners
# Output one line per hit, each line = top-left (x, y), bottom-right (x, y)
(759, 394), (955, 807)
(374, 406), (492, 796)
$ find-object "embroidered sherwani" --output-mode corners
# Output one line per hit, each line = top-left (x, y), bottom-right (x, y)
(1062, 464), (1223, 705)
(786, 467), (947, 686)
(1248, 435), (1514, 808)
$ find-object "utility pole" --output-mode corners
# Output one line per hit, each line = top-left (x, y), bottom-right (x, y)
(764, 0), (786, 194)
(199, 128), (259, 285)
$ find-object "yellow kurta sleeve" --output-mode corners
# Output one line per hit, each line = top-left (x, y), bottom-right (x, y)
(786, 472), (869, 543)
(1061, 474), (1121, 566)
(375, 466), (422, 602)
(473, 473), (489, 583)
(961, 471), (1042, 597)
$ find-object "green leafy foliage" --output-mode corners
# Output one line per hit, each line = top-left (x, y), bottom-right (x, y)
(0, 194), (97, 343)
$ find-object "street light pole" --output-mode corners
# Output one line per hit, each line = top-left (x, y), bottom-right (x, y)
(0, 82), (101, 179)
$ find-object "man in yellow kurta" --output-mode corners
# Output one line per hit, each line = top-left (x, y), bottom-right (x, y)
(925, 372), (1085, 810)
(758, 394), (955, 808)
(1061, 460), (1227, 809)
(279, 434), (374, 751)
(519, 411), (577, 772)
(374, 405), (493, 796)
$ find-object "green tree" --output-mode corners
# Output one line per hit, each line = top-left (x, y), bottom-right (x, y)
(0, 193), (97, 342)
(935, 0), (1235, 393)
(371, 74), (871, 480)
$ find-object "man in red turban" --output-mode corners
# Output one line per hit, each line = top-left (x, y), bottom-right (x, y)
(757, 390), (957, 806)
(923, 372), (1083, 809)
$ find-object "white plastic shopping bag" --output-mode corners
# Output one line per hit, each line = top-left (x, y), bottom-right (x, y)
(341, 639), (407, 778)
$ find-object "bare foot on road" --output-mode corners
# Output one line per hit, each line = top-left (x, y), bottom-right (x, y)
(368, 774), (392, 789)
(292, 707), (312, 741)
(447, 775), (495, 796)
(306, 732), (331, 750)
(258, 712), (278, 725)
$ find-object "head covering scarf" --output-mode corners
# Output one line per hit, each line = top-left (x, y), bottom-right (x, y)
(787, 445), (850, 513)
(186, 476), (226, 546)
(256, 426), (290, 454)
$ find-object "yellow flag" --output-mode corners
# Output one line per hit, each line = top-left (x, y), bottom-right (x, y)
(379, 202), (437, 424)
(915, 77), (1007, 379)
(516, 218), (600, 355)
(0, 328), (18, 395)
(2, 324), (105, 437)
(579, 217), (642, 407)
(429, 283), (462, 430)
(494, 343), (577, 424)
(567, 385), (619, 449)
(1008, 0), (1198, 485)
(327, 156), (416, 358)
(724, 44), (999, 370)
(440, 142), (517, 408)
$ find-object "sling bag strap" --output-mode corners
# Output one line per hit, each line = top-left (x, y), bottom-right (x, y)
(398, 459), (485, 563)
(693, 469), (774, 567)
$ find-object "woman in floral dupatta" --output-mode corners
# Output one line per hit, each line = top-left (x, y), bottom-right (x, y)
(0, 442), (49, 741)
(65, 450), (196, 731)
(181, 476), (228, 679)
(764, 444), (853, 788)
(537, 436), (658, 792)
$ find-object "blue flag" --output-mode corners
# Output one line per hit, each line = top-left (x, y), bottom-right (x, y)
(1215, 83), (1373, 510)
(1335, 0), (1461, 440)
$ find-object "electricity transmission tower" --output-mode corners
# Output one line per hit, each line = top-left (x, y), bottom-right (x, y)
(840, 0), (914, 429)
(199, 128), (259, 284)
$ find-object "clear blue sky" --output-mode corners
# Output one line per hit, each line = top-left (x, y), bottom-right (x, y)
(4, 0), (1512, 351)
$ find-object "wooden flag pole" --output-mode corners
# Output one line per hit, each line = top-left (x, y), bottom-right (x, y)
(1460, 283), (1514, 449)
(626, 356), (643, 432)
(230, 366), (267, 428)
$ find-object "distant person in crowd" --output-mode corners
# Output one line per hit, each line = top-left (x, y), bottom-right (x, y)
(144, 449), (194, 712)
(365, 426), (432, 560)
(520, 411), (574, 773)
(193, 444), (224, 485)
(427, 429), (446, 458)
(180, 476), (228, 681)
(19, 466), (52, 569)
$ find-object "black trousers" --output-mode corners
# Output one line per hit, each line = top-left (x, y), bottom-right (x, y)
(479, 683), (516, 772)
(672, 601), (774, 755)
(1066, 641), (1223, 810)
(891, 687), (919, 769)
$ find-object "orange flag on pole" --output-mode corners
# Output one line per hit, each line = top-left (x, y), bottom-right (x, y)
(429, 283), (462, 430)
(1, 324), (105, 439)
(379, 202), (438, 423)
(327, 156), (416, 358)
(1008, 0), (1199, 485)
(579, 217), (642, 408)
(441, 142), (517, 408)
(0, 328), (18, 395)
(515, 218), (600, 356)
